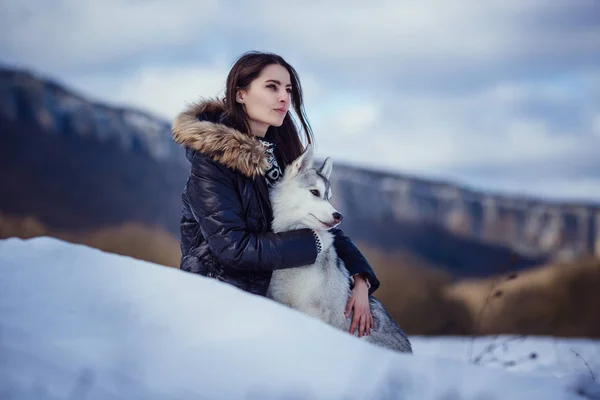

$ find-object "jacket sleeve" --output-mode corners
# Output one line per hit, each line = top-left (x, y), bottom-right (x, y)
(330, 227), (380, 295)
(186, 153), (318, 272)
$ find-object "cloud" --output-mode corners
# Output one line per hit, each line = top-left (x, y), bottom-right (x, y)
(0, 0), (222, 71)
(594, 114), (600, 137)
(310, 69), (599, 202)
(1, 0), (598, 202)
(62, 62), (328, 123)
(67, 64), (231, 120)
(231, 0), (600, 91)
(4, 1), (598, 81)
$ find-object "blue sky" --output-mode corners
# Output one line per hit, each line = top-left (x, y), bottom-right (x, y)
(1, 0), (599, 202)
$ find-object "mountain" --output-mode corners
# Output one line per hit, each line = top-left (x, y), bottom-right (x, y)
(328, 164), (600, 274)
(0, 66), (186, 234)
(1, 65), (598, 277)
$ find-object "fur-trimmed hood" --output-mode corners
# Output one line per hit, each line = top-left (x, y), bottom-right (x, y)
(171, 99), (269, 178)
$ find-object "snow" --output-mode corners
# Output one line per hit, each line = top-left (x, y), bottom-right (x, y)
(0, 237), (598, 399)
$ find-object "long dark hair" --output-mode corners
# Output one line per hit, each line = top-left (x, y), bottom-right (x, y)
(221, 51), (314, 168)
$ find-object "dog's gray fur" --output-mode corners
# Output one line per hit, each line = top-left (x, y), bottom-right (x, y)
(267, 145), (412, 354)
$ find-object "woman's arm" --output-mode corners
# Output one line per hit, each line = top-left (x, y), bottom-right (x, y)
(187, 152), (318, 272)
(331, 227), (380, 337)
(330, 227), (380, 295)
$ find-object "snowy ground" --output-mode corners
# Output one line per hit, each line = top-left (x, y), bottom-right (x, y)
(1, 237), (598, 399)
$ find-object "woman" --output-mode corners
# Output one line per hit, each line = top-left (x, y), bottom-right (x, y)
(171, 51), (380, 338)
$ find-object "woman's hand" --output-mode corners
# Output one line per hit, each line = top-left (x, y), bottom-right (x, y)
(344, 274), (373, 337)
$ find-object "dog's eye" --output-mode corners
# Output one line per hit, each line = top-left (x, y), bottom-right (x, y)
(310, 189), (320, 197)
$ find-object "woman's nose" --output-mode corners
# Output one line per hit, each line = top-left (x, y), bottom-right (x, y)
(279, 90), (289, 103)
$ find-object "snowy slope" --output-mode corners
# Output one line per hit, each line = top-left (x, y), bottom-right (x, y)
(0, 237), (598, 399)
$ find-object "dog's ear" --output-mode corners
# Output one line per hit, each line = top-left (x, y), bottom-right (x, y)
(286, 144), (314, 178)
(319, 157), (333, 180)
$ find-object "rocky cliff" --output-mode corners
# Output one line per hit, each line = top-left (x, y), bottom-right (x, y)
(328, 165), (600, 263)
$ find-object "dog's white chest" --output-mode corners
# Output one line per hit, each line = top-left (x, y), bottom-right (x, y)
(268, 265), (323, 306)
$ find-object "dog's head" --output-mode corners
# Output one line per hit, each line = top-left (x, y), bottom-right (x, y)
(270, 145), (343, 232)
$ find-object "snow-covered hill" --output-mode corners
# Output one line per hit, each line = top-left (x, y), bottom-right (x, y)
(1, 237), (598, 399)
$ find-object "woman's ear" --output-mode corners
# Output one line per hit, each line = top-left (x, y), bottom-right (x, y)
(236, 88), (245, 104)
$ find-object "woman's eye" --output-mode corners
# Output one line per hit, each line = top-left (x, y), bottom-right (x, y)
(310, 189), (320, 197)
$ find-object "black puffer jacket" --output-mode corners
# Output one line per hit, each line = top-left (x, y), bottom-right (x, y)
(171, 99), (380, 296)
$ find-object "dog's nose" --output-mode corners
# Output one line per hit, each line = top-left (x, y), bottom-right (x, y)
(332, 212), (343, 222)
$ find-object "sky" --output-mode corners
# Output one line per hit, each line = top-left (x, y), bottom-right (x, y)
(1, 0), (599, 203)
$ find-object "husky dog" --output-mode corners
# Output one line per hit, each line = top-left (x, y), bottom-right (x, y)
(267, 145), (412, 354)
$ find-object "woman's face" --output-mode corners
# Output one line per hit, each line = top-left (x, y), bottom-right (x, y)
(236, 64), (292, 137)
